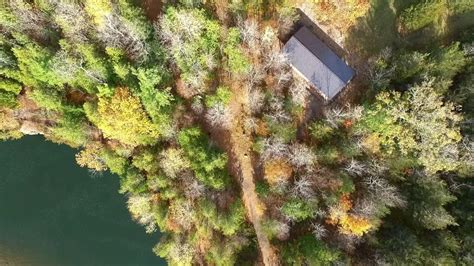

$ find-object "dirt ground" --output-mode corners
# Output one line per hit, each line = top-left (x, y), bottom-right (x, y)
(140, 0), (163, 21)
(227, 85), (280, 266)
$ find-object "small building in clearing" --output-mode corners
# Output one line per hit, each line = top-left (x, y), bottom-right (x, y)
(283, 26), (355, 100)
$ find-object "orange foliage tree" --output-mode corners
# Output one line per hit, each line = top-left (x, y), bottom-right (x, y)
(264, 159), (293, 185)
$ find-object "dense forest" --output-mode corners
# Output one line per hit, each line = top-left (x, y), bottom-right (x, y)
(0, 0), (473, 265)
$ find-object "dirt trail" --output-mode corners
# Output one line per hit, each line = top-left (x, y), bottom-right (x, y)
(229, 88), (279, 266)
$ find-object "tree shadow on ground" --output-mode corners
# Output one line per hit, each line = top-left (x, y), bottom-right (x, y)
(344, 0), (400, 59)
(338, 0), (474, 104)
(345, 0), (474, 60)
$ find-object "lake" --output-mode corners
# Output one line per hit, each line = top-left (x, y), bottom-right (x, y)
(0, 136), (166, 265)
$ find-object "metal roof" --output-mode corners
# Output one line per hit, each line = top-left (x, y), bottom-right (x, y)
(283, 27), (355, 100)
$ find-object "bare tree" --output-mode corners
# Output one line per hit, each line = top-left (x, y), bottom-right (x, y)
(248, 88), (265, 114)
(289, 143), (316, 170)
(344, 159), (367, 176)
(266, 95), (292, 122)
(244, 117), (257, 134)
(53, 1), (92, 42)
(206, 104), (232, 129)
(289, 77), (310, 106)
(262, 137), (290, 161)
(99, 14), (149, 62)
(276, 221), (290, 240)
(366, 47), (395, 90)
(159, 9), (204, 44)
(463, 42), (474, 56)
(311, 222), (328, 239)
(265, 50), (289, 72)
(127, 194), (156, 233)
(169, 238), (195, 265)
(352, 198), (378, 218)
(245, 65), (266, 88)
(292, 176), (315, 198)
(325, 107), (351, 128)
(368, 160), (389, 176)
(169, 200), (195, 231)
(278, 7), (299, 36)
(276, 70), (293, 87)
(183, 174), (205, 200)
(238, 18), (259, 50)
(160, 148), (191, 179)
(363, 175), (406, 208)
(8, 0), (57, 42)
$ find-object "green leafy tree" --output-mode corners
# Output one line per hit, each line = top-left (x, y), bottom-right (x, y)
(0, 90), (18, 108)
(205, 86), (232, 108)
(12, 42), (64, 88)
(408, 173), (457, 230)
(160, 7), (221, 89)
(223, 28), (250, 74)
(178, 127), (229, 190)
(399, 0), (446, 32)
(282, 235), (340, 265)
(133, 66), (174, 136)
(29, 87), (63, 111)
(281, 197), (315, 222)
(49, 109), (89, 148)
(376, 223), (460, 265)
(360, 80), (463, 174)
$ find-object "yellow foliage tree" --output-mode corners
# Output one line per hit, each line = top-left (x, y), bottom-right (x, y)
(84, 0), (112, 27)
(338, 215), (373, 236)
(328, 194), (373, 236)
(85, 87), (160, 146)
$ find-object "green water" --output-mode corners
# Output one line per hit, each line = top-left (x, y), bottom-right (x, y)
(0, 136), (165, 265)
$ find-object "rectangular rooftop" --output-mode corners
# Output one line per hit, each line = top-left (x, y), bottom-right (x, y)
(283, 27), (355, 100)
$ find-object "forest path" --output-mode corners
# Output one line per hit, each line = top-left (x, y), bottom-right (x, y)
(228, 87), (280, 266)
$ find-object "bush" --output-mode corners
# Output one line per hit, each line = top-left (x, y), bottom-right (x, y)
(255, 180), (270, 197)
(449, 0), (474, 14)
(216, 199), (246, 236)
(0, 78), (22, 94)
(205, 86), (232, 108)
(266, 119), (297, 143)
(261, 219), (282, 239)
(199, 198), (246, 236)
(119, 167), (147, 194)
(316, 146), (341, 166)
(310, 121), (335, 142)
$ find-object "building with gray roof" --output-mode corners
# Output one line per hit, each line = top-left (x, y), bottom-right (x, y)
(283, 27), (355, 100)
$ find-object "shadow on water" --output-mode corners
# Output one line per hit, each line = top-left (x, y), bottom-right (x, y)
(0, 136), (166, 266)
